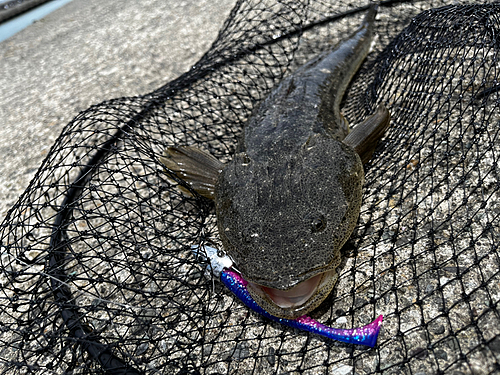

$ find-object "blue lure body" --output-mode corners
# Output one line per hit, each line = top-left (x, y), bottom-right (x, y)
(192, 245), (383, 347)
(220, 269), (383, 347)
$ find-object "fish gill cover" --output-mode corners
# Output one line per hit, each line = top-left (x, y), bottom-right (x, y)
(0, 0), (500, 374)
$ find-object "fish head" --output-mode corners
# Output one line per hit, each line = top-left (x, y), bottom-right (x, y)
(215, 134), (364, 319)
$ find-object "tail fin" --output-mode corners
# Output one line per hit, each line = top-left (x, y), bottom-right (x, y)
(363, 3), (379, 28)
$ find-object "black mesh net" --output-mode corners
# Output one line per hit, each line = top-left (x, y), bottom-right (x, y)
(1, 1), (500, 374)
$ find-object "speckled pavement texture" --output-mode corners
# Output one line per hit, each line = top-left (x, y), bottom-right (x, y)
(0, 0), (236, 219)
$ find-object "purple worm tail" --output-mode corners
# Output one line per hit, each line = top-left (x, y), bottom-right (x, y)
(221, 268), (383, 348)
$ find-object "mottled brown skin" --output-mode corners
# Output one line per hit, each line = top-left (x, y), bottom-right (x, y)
(215, 134), (363, 318)
(160, 5), (390, 319)
(216, 136), (362, 288)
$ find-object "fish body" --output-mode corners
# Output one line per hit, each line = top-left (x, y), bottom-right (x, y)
(161, 5), (390, 319)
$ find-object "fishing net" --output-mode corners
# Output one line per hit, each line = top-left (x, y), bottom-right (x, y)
(1, 0), (500, 374)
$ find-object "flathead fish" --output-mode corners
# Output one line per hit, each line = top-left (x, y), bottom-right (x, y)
(161, 4), (390, 319)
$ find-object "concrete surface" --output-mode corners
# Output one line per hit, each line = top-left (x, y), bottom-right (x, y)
(0, 0), (236, 219)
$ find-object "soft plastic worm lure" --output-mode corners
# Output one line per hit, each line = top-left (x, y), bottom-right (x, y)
(193, 245), (383, 347)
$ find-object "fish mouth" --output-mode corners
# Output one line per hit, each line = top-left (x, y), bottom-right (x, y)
(246, 270), (338, 319)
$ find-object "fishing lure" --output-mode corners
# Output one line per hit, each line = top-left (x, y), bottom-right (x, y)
(193, 245), (383, 347)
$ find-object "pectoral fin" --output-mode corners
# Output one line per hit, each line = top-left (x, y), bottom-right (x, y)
(342, 104), (391, 164)
(160, 146), (224, 199)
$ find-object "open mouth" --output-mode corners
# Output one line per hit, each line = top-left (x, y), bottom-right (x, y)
(261, 273), (323, 308)
(246, 270), (338, 319)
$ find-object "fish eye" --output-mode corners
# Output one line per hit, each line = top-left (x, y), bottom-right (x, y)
(309, 215), (326, 233)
